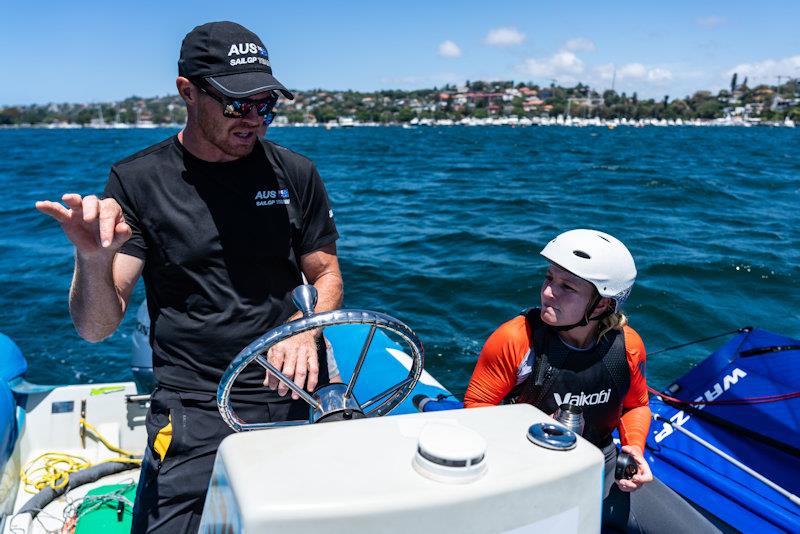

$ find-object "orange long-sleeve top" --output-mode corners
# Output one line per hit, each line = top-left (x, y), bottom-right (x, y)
(464, 316), (651, 452)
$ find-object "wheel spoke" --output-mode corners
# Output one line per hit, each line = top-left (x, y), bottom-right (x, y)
(361, 376), (415, 413)
(255, 354), (321, 409)
(344, 325), (376, 401)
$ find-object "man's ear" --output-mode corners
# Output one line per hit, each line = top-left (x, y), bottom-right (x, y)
(176, 77), (194, 104)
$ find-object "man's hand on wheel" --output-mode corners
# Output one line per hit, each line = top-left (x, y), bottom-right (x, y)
(36, 194), (131, 257)
(263, 330), (320, 400)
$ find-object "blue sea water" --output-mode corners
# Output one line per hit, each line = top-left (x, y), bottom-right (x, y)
(1, 126), (798, 395)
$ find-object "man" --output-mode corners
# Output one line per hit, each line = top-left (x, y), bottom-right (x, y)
(36, 21), (343, 533)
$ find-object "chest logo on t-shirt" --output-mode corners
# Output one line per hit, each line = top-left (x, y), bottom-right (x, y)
(254, 189), (290, 206)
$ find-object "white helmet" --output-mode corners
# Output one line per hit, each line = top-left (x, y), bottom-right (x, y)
(540, 229), (636, 311)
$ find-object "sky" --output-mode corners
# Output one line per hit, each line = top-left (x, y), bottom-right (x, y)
(2, 0), (799, 106)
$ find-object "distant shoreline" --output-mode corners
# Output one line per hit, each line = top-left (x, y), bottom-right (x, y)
(5, 79), (798, 129)
(0, 115), (796, 130)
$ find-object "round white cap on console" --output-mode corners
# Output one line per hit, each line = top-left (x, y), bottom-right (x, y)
(412, 423), (488, 484)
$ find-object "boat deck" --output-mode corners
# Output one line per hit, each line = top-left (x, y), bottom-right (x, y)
(3, 382), (147, 534)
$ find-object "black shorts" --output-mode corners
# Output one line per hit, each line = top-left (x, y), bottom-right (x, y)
(130, 387), (308, 534)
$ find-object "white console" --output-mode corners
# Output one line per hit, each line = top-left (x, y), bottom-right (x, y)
(199, 404), (604, 533)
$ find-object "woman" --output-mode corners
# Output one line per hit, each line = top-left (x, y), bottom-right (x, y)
(465, 229), (718, 533)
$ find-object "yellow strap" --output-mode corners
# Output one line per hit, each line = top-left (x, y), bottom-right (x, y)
(153, 415), (173, 461)
(79, 418), (138, 458)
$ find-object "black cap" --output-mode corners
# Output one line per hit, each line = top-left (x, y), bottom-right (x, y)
(179, 21), (294, 100)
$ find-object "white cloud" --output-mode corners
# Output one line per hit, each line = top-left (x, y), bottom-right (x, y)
(727, 55), (800, 84)
(551, 51), (584, 73)
(696, 16), (726, 28)
(565, 37), (596, 52)
(438, 40), (462, 58)
(593, 63), (673, 83)
(484, 27), (526, 47)
(618, 63), (647, 79)
(517, 51), (584, 81)
(647, 67), (673, 82)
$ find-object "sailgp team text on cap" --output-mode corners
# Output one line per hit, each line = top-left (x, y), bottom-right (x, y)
(227, 43), (270, 67)
(179, 21), (293, 99)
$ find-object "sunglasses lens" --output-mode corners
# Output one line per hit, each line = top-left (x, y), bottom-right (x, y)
(255, 95), (278, 117)
(223, 102), (244, 118)
(219, 93), (277, 119)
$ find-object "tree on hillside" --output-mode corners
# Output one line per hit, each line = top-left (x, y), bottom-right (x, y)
(397, 108), (415, 122)
(603, 90), (620, 107)
(313, 105), (338, 123)
(664, 99), (690, 119)
(695, 100), (722, 119)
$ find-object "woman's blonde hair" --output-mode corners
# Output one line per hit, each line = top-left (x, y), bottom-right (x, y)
(598, 310), (628, 339)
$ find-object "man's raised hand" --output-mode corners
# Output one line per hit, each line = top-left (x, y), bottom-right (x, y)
(36, 194), (131, 257)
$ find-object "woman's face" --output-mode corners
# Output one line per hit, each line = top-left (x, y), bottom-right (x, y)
(540, 263), (597, 326)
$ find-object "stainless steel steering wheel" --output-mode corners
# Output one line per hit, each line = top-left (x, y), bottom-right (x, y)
(217, 285), (425, 432)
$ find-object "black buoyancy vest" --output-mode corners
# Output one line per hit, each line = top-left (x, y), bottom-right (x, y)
(514, 308), (631, 447)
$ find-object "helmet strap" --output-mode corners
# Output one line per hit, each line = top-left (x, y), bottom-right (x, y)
(551, 293), (609, 332)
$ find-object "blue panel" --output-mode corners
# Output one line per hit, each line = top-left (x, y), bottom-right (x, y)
(324, 324), (452, 415)
(647, 329), (800, 532)
(665, 329), (800, 451)
(0, 333), (27, 382)
(0, 380), (17, 476)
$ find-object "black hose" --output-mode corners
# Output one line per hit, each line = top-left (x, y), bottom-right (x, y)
(18, 461), (140, 519)
(412, 394), (429, 411)
(648, 327), (751, 356)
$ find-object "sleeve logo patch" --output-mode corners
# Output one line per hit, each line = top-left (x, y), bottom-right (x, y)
(254, 189), (290, 206)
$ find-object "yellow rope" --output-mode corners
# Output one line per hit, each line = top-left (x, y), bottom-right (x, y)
(20, 418), (142, 494)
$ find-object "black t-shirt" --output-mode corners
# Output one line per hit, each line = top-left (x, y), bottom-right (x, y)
(104, 136), (338, 397)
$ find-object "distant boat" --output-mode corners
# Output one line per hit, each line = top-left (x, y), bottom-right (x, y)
(86, 105), (111, 129)
(134, 120), (158, 129)
(134, 107), (158, 128)
(111, 108), (131, 129)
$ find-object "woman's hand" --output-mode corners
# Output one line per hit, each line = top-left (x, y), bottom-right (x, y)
(616, 445), (653, 492)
